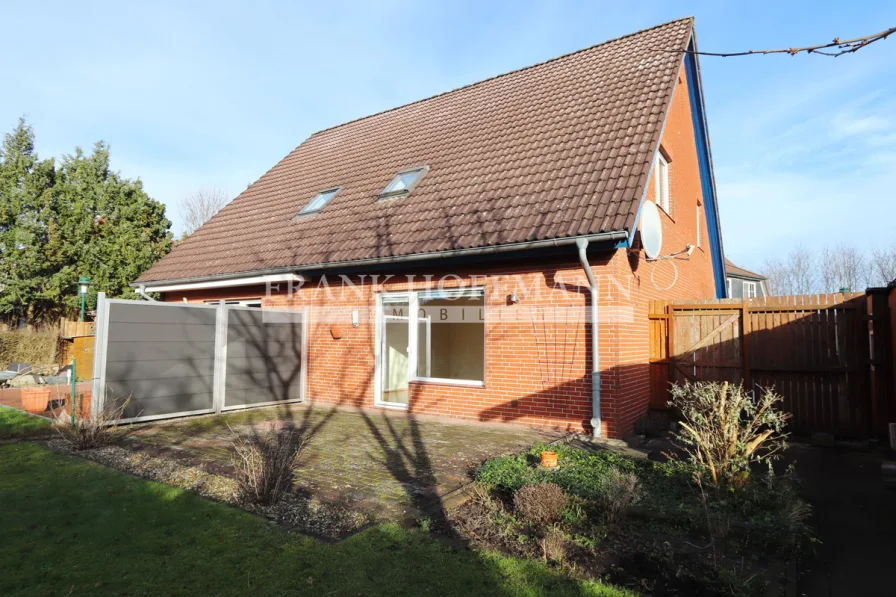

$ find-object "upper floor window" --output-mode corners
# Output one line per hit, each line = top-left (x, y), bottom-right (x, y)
(654, 152), (670, 214)
(297, 187), (341, 217)
(744, 281), (758, 298)
(726, 278), (732, 297)
(379, 166), (428, 200)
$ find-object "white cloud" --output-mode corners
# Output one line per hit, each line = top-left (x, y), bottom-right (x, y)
(831, 114), (890, 137)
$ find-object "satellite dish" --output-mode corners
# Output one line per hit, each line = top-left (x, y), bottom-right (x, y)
(639, 200), (663, 260)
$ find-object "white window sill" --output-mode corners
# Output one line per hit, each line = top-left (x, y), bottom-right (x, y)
(411, 377), (485, 388)
(375, 402), (410, 411)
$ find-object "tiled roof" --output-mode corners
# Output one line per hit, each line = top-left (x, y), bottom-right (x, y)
(725, 259), (767, 280)
(138, 18), (694, 283)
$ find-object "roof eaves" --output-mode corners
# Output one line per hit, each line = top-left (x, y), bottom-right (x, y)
(135, 229), (630, 287)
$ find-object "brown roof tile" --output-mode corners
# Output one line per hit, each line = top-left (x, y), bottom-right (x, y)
(139, 18), (693, 283)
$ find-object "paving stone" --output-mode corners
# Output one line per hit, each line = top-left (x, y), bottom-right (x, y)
(123, 404), (562, 521)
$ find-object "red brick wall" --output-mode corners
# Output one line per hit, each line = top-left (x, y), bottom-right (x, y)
(163, 65), (719, 438)
(604, 65), (719, 435)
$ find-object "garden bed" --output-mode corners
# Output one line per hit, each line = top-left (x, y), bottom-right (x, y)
(46, 438), (369, 540)
(445, 441), (811, 596)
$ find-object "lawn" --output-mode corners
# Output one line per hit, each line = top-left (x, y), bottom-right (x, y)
(0, 442), (632, 597)
(0, 406), (52, 438)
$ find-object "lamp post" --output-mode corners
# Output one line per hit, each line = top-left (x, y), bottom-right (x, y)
(78, 276), (91, 322)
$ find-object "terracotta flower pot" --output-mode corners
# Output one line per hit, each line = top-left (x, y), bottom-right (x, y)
(540, 451), (559, 468)
(21, 387), (51, 414)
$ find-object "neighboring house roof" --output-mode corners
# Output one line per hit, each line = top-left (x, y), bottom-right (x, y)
(139, 18), (697, 284)
(725, 259), (767, 281)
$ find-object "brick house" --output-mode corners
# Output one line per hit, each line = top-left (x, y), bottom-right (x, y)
(725, 260), (769, 298)
(135, 18), (725, 438)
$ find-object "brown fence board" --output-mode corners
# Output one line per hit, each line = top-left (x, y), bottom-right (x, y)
(649, 291), (893, 439)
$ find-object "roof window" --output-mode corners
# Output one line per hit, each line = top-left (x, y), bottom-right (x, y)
(379, 166), (428, 199)
(297, 187), (340, 217)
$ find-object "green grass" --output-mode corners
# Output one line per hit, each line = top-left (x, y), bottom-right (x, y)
(0, 407), (52, 438)
(0, 443), (634, 597)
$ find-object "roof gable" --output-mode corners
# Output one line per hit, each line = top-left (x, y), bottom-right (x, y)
(139, 18), (694, 283)
(725, 259), (767, 280)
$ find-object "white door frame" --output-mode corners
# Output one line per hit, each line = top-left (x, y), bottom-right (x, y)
(375, 292), (414, 409)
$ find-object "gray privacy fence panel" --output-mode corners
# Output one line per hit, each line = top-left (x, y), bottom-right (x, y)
(102, 300), (218, 420)
(223, 307), (304, 409)
(91, 294), (306, 424)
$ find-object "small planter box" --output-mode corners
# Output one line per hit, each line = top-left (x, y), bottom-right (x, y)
(540, 451), (559, 468)
(21, 387), (51, 414)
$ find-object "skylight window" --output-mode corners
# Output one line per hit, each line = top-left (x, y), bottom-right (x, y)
(297, 187), (340, 217)
(379, 166), (428, 199)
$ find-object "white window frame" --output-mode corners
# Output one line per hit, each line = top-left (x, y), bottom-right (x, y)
(726, 278), (732, 297)
(744, 281), (758, 298)
(409, 287), (485, 387)
(375, 287), (486, 407)
(654, 152), (670, 214)
(205, 299), (263, 308)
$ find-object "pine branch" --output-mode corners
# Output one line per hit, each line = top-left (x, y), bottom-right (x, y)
(667, 26), (896, 58)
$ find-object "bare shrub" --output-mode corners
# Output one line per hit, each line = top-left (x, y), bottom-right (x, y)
(53, 399), (128, 450)
(0, 329), (58, 367)
(513, 483), (567, 526)
(231, 426), (306, 506)
(669, 381), (789, 489)
(451, 483), (511, 546)
(599, 469), (642, 526)
(465, 482), (500, 513)
(540, 526), (567, 563)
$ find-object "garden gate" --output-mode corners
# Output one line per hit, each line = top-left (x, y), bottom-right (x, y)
(649, 291), (894, 439)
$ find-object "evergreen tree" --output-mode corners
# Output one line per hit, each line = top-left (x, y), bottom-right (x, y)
(0, 118), (56, 320)
(0, 119), (173, 321)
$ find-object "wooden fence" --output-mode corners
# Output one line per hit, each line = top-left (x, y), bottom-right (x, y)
(58, 319), (96, 376)
(59, 318), (95, 338)
(649, 291), (894, 438)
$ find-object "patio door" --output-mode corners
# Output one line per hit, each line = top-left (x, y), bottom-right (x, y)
(376, 294), (433, 408)
(379, 295), (410, 407)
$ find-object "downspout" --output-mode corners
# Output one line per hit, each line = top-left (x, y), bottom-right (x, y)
(135, 285), (158, 302)
(575, 238), (601, 437)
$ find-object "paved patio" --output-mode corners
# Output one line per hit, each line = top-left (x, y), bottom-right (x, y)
(123, 403), (564, 521)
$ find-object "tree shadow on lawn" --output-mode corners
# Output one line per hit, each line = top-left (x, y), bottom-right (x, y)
(0, 442), (626, 597)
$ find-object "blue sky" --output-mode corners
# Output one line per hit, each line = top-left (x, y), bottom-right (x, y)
(2, 1), (894, 273)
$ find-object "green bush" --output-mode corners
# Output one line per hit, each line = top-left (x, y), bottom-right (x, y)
(476, 443), (693, 517)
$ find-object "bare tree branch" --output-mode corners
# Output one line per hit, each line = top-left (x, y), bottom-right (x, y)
(869, 244), (896, 286)
(179, 187), (230, 236)
(820, 244), (867, 293)
(763, 246), (818, 296)
(666, 26), (895, 58)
